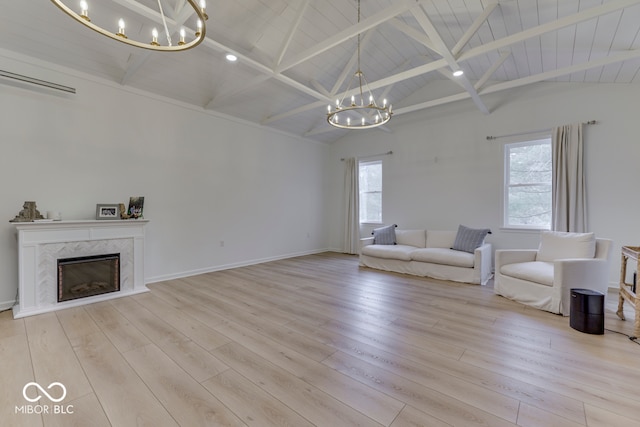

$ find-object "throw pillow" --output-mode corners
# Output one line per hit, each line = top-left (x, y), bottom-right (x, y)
(536, 231), (595, 262)
(451, 225), (491, 253)
(372, 224), (397, 245)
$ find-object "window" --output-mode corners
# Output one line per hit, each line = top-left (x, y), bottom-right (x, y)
(359, 160), (382, 223)
(504, 138), (552, 229)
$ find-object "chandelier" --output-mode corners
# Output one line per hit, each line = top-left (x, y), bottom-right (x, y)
(327, 0), (392, 129)
(50, 0), (208, 52)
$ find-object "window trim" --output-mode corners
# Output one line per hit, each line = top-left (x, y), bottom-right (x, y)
(359, 159), (383, 225)
(503, 137), (552, 231)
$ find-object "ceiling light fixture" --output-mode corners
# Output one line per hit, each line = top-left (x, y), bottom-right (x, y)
(225, 53), (238, 62)
(327, 0), (392, 129)
(50, 0), (208, 52)
(452, 70), (464, 77)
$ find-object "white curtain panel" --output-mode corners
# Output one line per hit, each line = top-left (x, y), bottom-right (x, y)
(343, 157), (360, 254)
(552, 122), (587, 232)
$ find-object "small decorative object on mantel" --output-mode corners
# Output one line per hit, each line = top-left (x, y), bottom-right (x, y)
(119, 203), (130, 219)
(127, 196), (144, 219)
(96, 204), (120, 220)
(9, 201), (45, 222)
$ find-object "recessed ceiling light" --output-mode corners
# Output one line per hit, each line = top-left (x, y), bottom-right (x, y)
(226, 53), (238, 62)
(452, 70), (464, 77)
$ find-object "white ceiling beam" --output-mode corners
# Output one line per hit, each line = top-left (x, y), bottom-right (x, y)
(263, 101), (326, 125)
(457, 0), (640, 62)
(475, 51), (511, 91)
(388, 18), (439, 55)
(310, 80), (331, 98)
(411, 6), (489, 114)
(205, 75), (272, 110)
(117, 0), (195, 84)
(338, 0), (640, 109)
(263, 33), (379, 126)
(480, 49), (640, 94)
(396, 49), (640, 116)
(278, 0), (426, 73)
(171, 0), (186, 16)
(112, 0), (169, 22)
(202, 0), (640, 129)
(121, 52), (151, 85)
(200, 38), (327, 102)
(275, 0), (311, 68)
(451, 1), (499, 57)
(330, 30), (374, 96)
(90, 0), (640, 128)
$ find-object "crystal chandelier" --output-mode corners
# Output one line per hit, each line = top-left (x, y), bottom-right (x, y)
(50, 0), (208, 52)
(327, 0), (392, 129)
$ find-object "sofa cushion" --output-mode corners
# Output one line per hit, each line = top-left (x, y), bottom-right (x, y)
(372, 224), (397, 245)
(536, 231), (595, 262)
(451, 225), (491, 253)
(426, 230), (457, 248)
(500, 261), (554, 286)
(410, 248), (474, 268)
(361, 244), (415, 261)
(395, 229), (426, 248)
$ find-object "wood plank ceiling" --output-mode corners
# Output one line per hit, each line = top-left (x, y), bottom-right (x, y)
(1, 0), (640, 143)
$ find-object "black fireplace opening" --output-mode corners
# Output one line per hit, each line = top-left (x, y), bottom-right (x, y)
(57, 253), (120, 302)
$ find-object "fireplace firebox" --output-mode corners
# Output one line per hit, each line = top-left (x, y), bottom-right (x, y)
(57, 253), (120, 302)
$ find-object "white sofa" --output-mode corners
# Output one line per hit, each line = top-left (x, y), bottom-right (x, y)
(494, 231), (613, 316)
(359, 229), (493, 285)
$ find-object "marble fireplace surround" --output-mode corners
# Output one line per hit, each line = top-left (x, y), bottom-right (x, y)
(13, 220), (149, 319)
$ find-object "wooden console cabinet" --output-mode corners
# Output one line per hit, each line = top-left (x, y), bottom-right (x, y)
(616, 246), (640, 339)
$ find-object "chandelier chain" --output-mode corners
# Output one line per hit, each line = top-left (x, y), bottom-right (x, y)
(357, 0), (363, 101)
(325, 0), (392, 129)
(157, 0), (173, 46)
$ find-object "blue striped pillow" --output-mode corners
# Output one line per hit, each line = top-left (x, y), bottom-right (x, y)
(372, 224), (397, 245)
(451, 225), (490, 253)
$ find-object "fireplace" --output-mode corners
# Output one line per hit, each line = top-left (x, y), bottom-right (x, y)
(13, 219), (148, 319)
(58, 253), (120, 302)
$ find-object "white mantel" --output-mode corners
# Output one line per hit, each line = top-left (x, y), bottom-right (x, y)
(13, 219), (149, 318)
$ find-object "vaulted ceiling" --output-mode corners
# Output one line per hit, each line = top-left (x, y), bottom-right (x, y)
(2, 0), (640, 143)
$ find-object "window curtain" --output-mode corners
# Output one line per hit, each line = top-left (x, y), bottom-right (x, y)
(343, 157), (360, 254)
(552, 122), (587, 232)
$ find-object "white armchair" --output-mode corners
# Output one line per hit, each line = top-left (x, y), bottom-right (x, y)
(494, 231), (613, 316)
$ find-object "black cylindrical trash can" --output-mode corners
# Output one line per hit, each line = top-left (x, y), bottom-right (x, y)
(570, 288), (604, 334)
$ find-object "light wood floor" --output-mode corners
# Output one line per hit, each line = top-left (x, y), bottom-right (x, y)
(1, 252), (639, 427)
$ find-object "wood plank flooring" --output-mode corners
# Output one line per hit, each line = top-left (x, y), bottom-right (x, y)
(1, 252), (639, 426)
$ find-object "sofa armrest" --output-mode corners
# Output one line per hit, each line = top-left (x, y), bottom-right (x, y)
(554, 258), (611, 315)
(473, 243), (493, 285)
(495, 249), (538, 269)
(360, 237), (374, 253)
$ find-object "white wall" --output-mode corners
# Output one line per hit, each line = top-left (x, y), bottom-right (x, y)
(328, 81), (640, 286)
(0, 51), (331, 309)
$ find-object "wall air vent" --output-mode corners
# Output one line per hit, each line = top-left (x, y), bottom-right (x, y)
(0, 69), (76, 94)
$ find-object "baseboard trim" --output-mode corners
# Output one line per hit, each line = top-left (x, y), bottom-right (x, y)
(0, 300), (16, 312)
(145, 248), (333, 284)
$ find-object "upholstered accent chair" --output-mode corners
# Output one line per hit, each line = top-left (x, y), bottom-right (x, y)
(494, 231), (613, 316)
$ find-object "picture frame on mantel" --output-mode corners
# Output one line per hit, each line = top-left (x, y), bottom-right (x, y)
(96, 204), (120, 220)
(127, 196), (144, 219)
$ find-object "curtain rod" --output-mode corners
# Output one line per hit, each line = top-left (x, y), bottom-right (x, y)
(341, 150), (393, 161)
(486, 120), (596, 141)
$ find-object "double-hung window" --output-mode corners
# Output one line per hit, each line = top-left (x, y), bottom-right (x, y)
(504, 138), (552, 229)
(359, 160), (382, 224)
